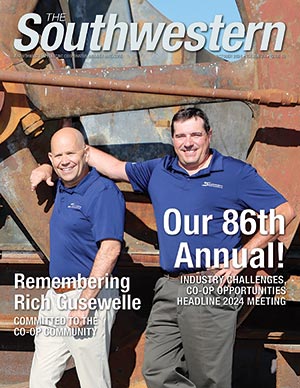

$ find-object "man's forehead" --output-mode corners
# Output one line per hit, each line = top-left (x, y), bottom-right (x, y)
(174, 117), (205, 131)
(51, 133), (84, 150)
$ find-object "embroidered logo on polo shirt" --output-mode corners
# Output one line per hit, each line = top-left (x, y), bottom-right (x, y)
(202, 181), (223, 189)
(67, 203), (82, 210)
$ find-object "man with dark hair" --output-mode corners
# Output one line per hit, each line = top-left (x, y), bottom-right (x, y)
(30, 127), (125, 388)
(171, 106), (211, 135)
(31, 108), (295, 388)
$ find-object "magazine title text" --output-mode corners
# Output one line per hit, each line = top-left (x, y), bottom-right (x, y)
(14, 13), (286, 53)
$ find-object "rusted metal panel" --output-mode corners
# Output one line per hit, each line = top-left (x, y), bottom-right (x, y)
(0, 147), (52, 259)
(0, 0), (38, 62)
(284, 275), (300, 302)
(0, 285), (40, 331)
(238, 0), (300, 247)
(0, 252), (44, 264)
(264, 344), (300, 388)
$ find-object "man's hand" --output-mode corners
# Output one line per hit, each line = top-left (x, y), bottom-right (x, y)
(215, 264), (244, 287)
(30, 164), (54, 191)
(67, 308), (90, 328)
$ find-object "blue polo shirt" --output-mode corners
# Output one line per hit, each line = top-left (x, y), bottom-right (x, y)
(125, 149), (286, 272)
(50, 168), (125, 278)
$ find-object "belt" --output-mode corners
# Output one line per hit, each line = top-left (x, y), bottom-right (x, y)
(163, 268), (219, 280)
(53, 284), (77, 294)
(53, 280), (87, 294)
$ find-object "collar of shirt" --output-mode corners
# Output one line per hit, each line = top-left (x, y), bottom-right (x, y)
(167, 148), (224, 177)
(57, 167), (100, 195)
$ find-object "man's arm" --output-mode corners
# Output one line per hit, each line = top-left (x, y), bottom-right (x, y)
(68, 239), (121, 328)
(30, 146), (129, 190)
(217, 201), (296, 284)
(88, 146), (129, 181)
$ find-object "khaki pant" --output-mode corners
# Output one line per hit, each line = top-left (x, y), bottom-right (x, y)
(143, 276), (242, 388)
(30, 287), (118, 388)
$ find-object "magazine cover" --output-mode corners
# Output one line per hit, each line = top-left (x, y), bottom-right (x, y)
(0, 0), (299, 387)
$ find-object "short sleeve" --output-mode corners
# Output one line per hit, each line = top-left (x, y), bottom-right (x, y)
(88, 184), (125, 243)
(125, 158), (161, 193)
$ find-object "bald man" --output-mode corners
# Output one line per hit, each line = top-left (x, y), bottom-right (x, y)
(29, 128), (125, 388)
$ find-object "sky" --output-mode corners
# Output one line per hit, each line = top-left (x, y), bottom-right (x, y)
(148, 0), (244, 61)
